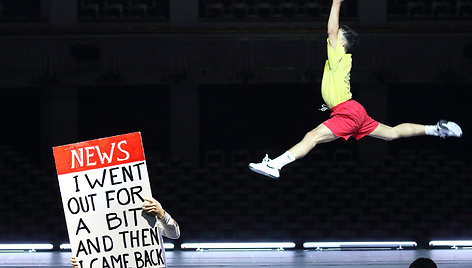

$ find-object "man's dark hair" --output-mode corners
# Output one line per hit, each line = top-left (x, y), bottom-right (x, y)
(409, 257), (438, 268)
(340, 24), (359, 53)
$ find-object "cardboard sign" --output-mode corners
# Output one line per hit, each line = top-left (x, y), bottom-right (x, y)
(53, 132), (166, 268)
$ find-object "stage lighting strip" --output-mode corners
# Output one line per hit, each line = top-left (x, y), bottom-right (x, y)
(0, 241), (426, 252)
(0, 244), (54, 252)
(430, 240), (472, 249)
(303, 241), (417, 250)
(59, 243), (175, 250)
(180, 242), (296, 251)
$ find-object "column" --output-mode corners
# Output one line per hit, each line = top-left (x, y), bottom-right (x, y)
(358, 0), (387, 27)
(41, 86), (79, 165)
(170, 0), (199, 27)
(169, 84), (199, 163)
(42, 0), (77, 25)
(357, 83), (388, 160)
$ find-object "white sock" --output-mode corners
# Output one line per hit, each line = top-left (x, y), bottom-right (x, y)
(425, 125), (439, 136)
(268, 151), (295, 170)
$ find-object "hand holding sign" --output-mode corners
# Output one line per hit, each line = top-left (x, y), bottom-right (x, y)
(71, 257), (78, 268)
(142, 198), (165, 219)
(54, 133), (173, 268)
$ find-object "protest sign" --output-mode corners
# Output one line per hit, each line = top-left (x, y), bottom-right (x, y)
(53, 132), (166, 268)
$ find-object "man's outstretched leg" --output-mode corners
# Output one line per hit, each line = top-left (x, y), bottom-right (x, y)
(249, 123), (338, 178)
(249, 119), (462, 179)
(369, 120), (462, 140)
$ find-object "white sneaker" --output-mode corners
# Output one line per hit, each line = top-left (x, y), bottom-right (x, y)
(437, 120), (463, 138)
(248, 154), (280, 179)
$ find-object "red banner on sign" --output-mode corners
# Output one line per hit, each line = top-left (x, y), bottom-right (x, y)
(53, 132), (145, 175)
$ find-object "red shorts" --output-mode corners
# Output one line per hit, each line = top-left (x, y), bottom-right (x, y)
(322, 99), (379, 141)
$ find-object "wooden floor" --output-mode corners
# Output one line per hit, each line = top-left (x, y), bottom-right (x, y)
(1, 249), (472, 267)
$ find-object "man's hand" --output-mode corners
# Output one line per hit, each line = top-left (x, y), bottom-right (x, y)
(142, 197), (165, 219)
(71, 257), (78, 268)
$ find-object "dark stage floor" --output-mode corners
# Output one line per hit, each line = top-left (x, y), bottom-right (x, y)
(1, 249), (472, 267)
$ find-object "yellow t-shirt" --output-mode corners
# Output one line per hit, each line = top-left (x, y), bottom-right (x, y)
(321, 37), (352, 109)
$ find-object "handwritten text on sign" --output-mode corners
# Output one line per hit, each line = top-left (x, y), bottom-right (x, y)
(53, 132), (166, 268)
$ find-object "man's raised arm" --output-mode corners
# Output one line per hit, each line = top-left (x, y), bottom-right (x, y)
(327, 0), (343, 50)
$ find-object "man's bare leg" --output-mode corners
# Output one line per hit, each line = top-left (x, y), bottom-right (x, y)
(249, 124), (338, 178)
(287, 123), (339, 159)
(369, 120), (462, 141)
(368, 123), (426, 141)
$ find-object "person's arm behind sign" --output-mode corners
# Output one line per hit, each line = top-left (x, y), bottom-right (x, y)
(70, 197), (180, 267)
(142, 197), (181, 239)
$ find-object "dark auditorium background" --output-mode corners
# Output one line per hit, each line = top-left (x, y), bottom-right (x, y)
(0, 0), (471, 250)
